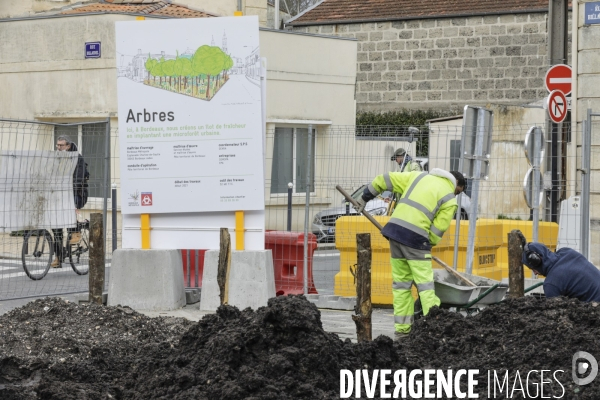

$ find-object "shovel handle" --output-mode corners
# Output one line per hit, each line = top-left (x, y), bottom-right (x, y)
(432, 256), (477, 287)
(335, 185), (384, 232)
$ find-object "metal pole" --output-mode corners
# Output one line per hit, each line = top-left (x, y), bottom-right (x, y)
(453, 136), (467, 270)
(303, 125), (313, 295)
(103, 119), (110, 260)
(531, 127), (542, 279)
(551, 123), (559, 222)
(186, 249), (191, 287)
(532, 127), (541, 243)
(465, 109), (486, 275)
(287, 182), (293, 231)
(452, 194), (462, 270)
(581, 110), (592, 259)
(111, 183), (117, 252)
(274, 0), (280, 29)
(195, 250), (199, 288)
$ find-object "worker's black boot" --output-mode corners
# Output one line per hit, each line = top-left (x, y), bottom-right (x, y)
(394, 331), (410, 341)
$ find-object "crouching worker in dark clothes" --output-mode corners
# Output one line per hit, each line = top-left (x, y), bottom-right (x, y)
(522, 242), (600, 302)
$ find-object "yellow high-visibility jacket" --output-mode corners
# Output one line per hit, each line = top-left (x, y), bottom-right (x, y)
(364, 168), (458, 250)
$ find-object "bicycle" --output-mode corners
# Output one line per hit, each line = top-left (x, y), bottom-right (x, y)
(21, 219), (90, 280)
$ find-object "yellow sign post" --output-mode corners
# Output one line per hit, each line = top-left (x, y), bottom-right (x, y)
(235, 211), (245, 250)
(141, 214), (151, 249)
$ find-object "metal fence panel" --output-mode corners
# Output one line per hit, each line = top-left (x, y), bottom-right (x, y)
(0, 118), (591, 301)
(0, 119), (109, 300)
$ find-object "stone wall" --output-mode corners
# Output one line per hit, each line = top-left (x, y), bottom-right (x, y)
(292, 12), (572, 112)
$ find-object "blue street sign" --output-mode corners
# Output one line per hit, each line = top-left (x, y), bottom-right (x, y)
(585, 2), (600, 24)
(85, 42), (101, 59)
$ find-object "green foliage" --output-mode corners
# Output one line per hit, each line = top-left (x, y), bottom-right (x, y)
(356, 109), (455, 126)
(144, 55), (157, 74)
(224, 54), (234, 71)
(497, 214), (523, 220)
(162, 59), (176, 77)
(150, 62), (163, 77)
(143, 45), (231, 99)
(192, 45), (228, 77)
(355, 110), (457, 157)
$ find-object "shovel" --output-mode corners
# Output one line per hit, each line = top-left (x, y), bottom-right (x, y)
(335, 185), (476, 288)
(335, 185), (384, 231)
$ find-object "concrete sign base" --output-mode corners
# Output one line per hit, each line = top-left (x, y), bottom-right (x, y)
(200, 250), (275, 312)
(108, 249), (186, 311)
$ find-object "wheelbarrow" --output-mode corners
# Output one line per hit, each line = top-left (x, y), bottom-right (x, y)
(431, 269), (508, 314)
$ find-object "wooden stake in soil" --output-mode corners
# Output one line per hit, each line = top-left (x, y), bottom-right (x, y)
(352, 233), (372, 342)
(217, 228), (232, 305)
(507, 229), (525, 298)
(89, 213), (105, 305)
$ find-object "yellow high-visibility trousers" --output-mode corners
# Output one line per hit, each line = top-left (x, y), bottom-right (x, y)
(390, 240), (440, 333)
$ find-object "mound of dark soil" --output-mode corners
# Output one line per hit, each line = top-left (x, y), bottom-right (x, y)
(0, 298), (192, 399)
(129, 295), (404, 399)
(1, 295), (600, 399)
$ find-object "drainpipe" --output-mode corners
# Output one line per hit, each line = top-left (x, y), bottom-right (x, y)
(275, 0), (280, 29)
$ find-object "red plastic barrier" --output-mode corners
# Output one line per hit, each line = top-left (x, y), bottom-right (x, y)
(181, 249), (207, 288)
(264, 231), (318, 296)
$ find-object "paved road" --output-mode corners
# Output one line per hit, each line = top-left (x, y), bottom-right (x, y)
(312, 249), (340, 295)
(0, 257), (109, 301)
(0, 250), (397, 342)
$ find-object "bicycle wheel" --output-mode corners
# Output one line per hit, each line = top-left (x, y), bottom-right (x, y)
(67, 227), (89, 275)
(22, 229), (53, 280)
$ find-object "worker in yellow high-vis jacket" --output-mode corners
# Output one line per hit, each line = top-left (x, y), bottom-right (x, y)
(354, 169), (466, 340)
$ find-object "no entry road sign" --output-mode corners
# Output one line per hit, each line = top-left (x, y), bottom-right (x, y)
(545, 64), (572, 95)
(547, 90), (568, 123)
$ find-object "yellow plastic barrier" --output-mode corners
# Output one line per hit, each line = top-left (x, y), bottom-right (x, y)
(334, 216), (411, 304)
(480, 219), (557, 279)
(334, 216), (558, 304)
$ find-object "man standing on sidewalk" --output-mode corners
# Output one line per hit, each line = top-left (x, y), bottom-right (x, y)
(51, 135), (88, 267)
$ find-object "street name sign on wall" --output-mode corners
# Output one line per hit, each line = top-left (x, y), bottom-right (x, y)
(546, 90), (568, 123)
(585, 2), (600, 24)
(115, 17), (263, 215)
(85, 42), (101, 59)
(545, 64), (572, 95)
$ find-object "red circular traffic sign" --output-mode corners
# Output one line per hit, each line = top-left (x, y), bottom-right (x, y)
(546, 90), (568, 123)
(545, 64), (572, 96)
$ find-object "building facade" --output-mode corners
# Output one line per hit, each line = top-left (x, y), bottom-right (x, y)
(287, 1), (572, 113)
(0, 3), (358, 246)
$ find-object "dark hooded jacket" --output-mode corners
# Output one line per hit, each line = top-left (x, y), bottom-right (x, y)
(522, 242), (600, 302)
(67, 142), (88, 209)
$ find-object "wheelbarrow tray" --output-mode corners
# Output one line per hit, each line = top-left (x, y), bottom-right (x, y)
(433, 269), (508, 306)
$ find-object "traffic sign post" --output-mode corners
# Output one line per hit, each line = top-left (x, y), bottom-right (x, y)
(545, 64), (572, 95)
(523, 126), (544, 246)
(547, 90), (568, 123)
(543, 65), (571, 225)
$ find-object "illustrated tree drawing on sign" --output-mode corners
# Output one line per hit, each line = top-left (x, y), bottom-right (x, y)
(143, 45), (234, 101)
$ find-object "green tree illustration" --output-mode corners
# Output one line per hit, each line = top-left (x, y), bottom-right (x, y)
(192, 45), (229, 99)
(223, 54), (234, 80)
(174, 56), (192, 92)
(162, 59), (176, 89)
(144, 54), (157, 82)
(150, 61), (163, 86)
